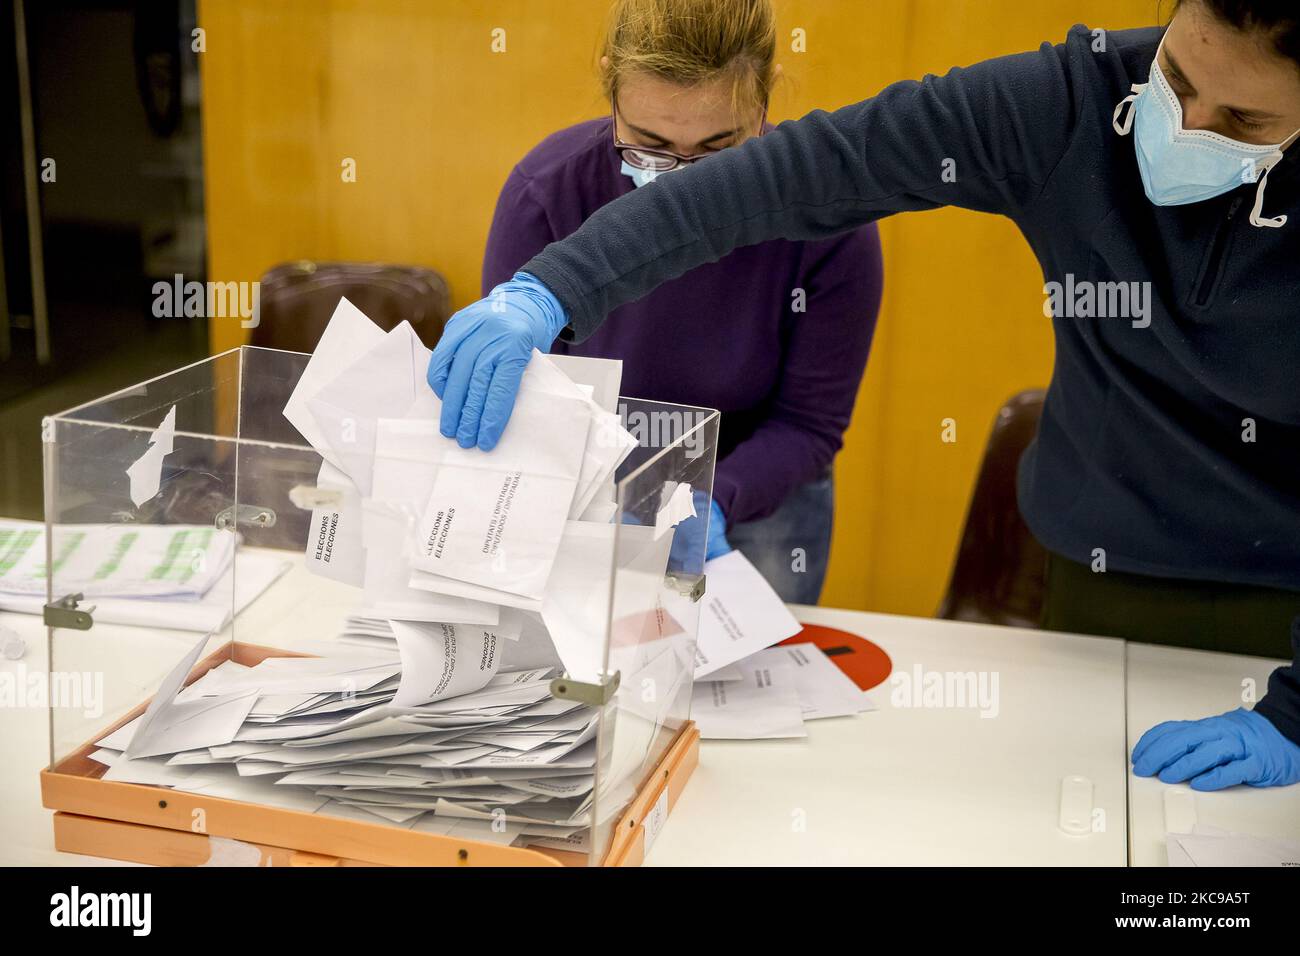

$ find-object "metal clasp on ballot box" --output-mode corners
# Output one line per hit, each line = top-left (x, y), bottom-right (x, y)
(550, 671), (620, 707)
(667, 571), (706, 602)
(548, 570), (705, 706)
(44, 593), (95, 630)
(214, 504), (277, 531)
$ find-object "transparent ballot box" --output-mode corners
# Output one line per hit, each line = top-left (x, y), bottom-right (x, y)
(40, 346), (720, 866)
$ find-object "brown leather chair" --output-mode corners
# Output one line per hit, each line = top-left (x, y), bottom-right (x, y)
(250, 260), (453, 353)
(937, 388), (1048, 628)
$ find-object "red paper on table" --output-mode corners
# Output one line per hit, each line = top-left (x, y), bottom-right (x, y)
(781, 624), (892, 692)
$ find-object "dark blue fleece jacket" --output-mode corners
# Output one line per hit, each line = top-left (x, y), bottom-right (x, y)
(522, 25), (1300, 742)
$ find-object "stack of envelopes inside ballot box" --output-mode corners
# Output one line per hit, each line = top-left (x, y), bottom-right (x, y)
(39, 306), (720, 866)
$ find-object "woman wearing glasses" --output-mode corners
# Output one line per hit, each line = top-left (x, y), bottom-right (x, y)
(479, 0), (883, 604)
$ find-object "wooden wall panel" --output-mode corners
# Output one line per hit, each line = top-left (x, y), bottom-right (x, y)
(200, 0), (1158, 616)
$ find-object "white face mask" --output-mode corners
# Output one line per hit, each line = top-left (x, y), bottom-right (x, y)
(620, 160), (682, 188)
(1113, 36), (1300, 228)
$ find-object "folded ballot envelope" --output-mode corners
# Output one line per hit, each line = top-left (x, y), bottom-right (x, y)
(303, 461), (367, 587)
(305, 320), (431, 495)
(284, 297), (643, 610)
(546, 353), (623, 415)
(282, 298), (387, 471)
(389, 614), (525, 708)
(360, 498), (500, 625)
(521, 351), (639, 519)
(279, 295), (702, 705)
(363, 414), (500, 625)
(408, 361), (594, 601)
(373, 405), (555, 611)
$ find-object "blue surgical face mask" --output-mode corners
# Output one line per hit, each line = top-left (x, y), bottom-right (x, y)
(620, 160), (681, 188)
(1113, 38), (1299, 228)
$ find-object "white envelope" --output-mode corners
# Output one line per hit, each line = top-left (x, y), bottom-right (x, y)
(545, 353), (623, 415)
(692, 659), (807, 740)
(305, 321), (432, 494)
(126, 693), (261, 758)
(693, 550), (803, 678)
(361, 499), (500, 625)
(569, 407), (638, 519)
(108, 685), (261, 759)
(579, 492), (619, 524)
(500, 611), (564, 672)
(118, 632), (216, 756)
(283, 297), (387, 465)
(185, 659), (400, 698)
(524, 353), (638, 519)
(363, 417), (500, 624)
(407, 566), (544, 612)
(409, 372), (591, 600)
(303, 460), (366, 586)
(390, 619), (512, 708)
(749, 643), (876, 720)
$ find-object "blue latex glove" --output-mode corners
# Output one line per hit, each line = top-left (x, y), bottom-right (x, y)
(426, 272), (568, 450)
(668, 494), (732, 572)
(1131, 708), (1300, 790)
(704, 497), (732, 561)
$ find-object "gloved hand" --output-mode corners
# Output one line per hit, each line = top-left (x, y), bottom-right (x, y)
(427, 272), (568, 451)
(668, 493), (732, 571)
(1131, 707), (1300, 790)
(704, 496), (732, 561)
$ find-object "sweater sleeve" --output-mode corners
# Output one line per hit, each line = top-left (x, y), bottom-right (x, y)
(523, 28), (1089, 342)
(1255, 617), (1300, 747)
(713, 224), (884, 524)
(481, 169), (557, 296)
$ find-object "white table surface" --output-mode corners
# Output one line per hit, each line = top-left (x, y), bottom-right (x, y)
(1124, 642), (1299, 867)
(0, 614), (137, 866)
(645, 605), (1129, 866)
(2, 564), (1295, 866)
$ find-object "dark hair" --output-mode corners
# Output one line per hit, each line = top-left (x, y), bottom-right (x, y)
(1180, 0), (1300, 69)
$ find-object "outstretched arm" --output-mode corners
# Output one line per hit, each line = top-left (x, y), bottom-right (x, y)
(527, 34), (1085, 340)
(431, 29), (1089, 447)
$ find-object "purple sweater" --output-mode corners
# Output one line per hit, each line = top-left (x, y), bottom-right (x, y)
(482, 117), (883, 524)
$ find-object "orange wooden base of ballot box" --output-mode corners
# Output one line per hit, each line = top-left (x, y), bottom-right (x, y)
(40, 642), (700, 867)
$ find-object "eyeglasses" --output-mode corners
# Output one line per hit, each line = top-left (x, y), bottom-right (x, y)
(612, 102), (767, 173)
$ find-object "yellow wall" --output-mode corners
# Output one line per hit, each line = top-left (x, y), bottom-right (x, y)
(200, 0), (1156, 617)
